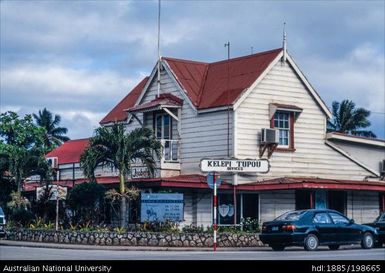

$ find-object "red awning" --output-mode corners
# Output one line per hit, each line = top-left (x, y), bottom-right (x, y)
(23, 175), (385, 192)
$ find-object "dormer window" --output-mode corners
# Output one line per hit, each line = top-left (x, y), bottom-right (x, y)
(155, 113), (171, 140)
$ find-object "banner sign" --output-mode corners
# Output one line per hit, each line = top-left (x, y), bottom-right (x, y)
(131, 166), (151, 179)
(140, 193), (183, 222)
(200, 158), (269, 173)
(36, 185), (67, 201)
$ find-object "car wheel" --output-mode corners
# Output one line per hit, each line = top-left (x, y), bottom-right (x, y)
(328, 245), (340, 250)
(270, 244), (285, 251)
(304, 234), (319, 251)
(361, 232), (374, 249)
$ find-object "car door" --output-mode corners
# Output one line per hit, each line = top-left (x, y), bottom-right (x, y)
(328, 212), (360, 243)
(376, 213), (385, 242)
(312, 212), (336, 244)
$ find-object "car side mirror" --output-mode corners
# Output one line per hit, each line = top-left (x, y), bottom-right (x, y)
(349, 219), (354, 224)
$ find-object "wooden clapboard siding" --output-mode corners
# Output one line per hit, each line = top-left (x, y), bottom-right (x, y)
(329, 140), (384, 174)
(59, 165), (118, 180)
(196, 192), (212, 228)
(182, 191), (194, 226)
(181, 108), (233, 174)
(235, 61), (374, 183)
(347, 191), (379, 224)
(259, 190), (295, 223)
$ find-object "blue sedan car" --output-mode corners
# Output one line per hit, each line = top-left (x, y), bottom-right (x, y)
(259, 209), (378, 251)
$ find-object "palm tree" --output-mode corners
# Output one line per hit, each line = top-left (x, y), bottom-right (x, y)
(327, 100), (376, 138)
(33, 108), (70, 150)
(80, 124), (162, 227)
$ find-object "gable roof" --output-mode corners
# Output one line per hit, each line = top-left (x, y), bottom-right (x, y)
(45, 139), (89, 165)
(102, 47), (332, 122)
(327, 132), (385, 147)
(163, 48), (282, 109)
(100, 77), (149, 124)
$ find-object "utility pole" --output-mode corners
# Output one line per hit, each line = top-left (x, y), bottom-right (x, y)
(157, 0), (161, 97)
(224, 42), (237, 226)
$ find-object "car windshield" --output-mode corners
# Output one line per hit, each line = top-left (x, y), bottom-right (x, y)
(0, 217), (3, 224)
(274, 211), (306, 221)
(375, 213), (385, 223)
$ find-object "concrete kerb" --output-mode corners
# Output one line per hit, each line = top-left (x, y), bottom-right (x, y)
(0, 240), (266, 252)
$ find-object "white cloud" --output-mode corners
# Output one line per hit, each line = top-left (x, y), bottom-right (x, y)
(300, 43), (384, 113)
(0, 64), (144, 139)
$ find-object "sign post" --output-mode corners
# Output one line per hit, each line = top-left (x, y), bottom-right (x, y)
(55, 195), (59, 231)
(201, 158), (270, 252)
(213, 172), (217, 252)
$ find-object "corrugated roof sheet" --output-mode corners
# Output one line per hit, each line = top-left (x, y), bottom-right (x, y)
(164, 48), (282, 109)
(45, 139), (89, 165)
(101, 48), (282, 123)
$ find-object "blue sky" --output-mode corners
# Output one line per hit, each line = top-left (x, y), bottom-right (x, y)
(1, 0), (384, 139)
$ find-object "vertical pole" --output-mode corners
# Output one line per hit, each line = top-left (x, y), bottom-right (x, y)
(157, 0), (161, 97)
(55, 195), (59, 231)
(233, 185), (237, 225)
(225, 42), (230, 157)
(282, 22), (287, 63)
(213, 172), (217, 252)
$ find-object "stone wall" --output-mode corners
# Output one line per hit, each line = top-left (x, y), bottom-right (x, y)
(5, 229), (263, 247)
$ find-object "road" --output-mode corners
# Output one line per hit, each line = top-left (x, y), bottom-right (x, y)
(0, 245), (384, 260)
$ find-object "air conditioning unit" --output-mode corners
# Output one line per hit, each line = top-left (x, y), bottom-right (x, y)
(261, 128), (279, 144)
(46, 157), (58, 169)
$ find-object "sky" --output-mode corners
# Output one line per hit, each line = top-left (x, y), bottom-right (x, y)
(1, 0), (384, 140)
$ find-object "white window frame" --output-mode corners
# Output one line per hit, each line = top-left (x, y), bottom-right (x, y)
(155, 113), (172, 140)
(274, 111), (290, 148)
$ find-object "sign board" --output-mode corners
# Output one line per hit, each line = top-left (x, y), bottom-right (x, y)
(207, 173), (222, 189)
(140, 193), (183, 222)
(200, 158), (269, 173)
(26, 175), (41, 181)
(36, 185), (67, 201)
(131, 166), (151, 179)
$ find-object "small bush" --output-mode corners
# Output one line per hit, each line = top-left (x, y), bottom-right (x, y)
(241, 217), (260, 232)
(136, 220), (180, 232)
(182, 224), (207, 233)
(10, 208), (34, 227)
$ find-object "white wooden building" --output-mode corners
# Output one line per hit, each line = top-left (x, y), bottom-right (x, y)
(26, 47), (385, 227)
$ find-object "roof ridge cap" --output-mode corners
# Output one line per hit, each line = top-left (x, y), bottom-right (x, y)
(210, 48), (283, 65)
(163, 56), (208, 65)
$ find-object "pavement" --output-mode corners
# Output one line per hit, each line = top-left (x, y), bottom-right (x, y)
(1, 240), (384, 260)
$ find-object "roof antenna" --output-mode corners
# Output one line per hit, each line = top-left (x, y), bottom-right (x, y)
(282, 22), (287, 63)
(251, 46), (254, 54)
(157, 0), (161, 98)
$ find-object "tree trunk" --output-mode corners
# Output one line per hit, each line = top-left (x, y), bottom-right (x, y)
(120, 197), (127, 228)
(119, 172), (127, 227)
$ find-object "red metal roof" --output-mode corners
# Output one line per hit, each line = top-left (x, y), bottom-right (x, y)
(45, 139), (89, 165)
(164, 48), (282, 109)
(127, 93), (183, 113)
(100, 77), (149, 124)
(101, 49), (282, 123)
